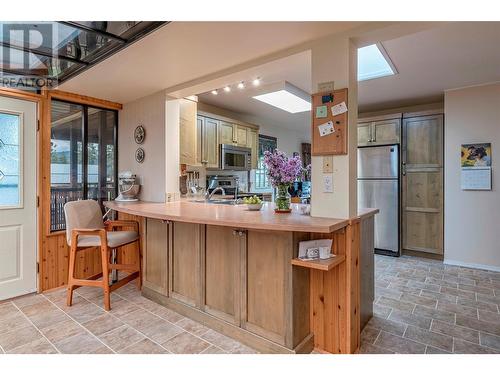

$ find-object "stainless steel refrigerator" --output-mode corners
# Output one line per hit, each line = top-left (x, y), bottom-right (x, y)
(358, 145), (400, 255)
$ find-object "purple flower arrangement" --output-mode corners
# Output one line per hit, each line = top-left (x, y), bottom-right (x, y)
(263, 149), (303, 187)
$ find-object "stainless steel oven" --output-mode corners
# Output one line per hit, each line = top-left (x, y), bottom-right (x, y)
(220, 144), (252, 171)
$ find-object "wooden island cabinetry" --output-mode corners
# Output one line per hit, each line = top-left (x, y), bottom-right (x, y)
(105, 201), (377, 354)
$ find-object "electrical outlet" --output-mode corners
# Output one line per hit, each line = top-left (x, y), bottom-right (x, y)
(323, 156), (333, 173)
(323, 174), (334, 193)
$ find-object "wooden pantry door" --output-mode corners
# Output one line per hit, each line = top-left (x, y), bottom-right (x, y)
(402, 114), (444, 255)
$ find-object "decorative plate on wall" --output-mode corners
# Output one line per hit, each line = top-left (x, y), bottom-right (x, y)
(135, 148), (145, 163)
(134, 125), (145, 144)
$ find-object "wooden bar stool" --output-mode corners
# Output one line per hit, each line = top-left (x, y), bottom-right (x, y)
(64, 200), (142, 311)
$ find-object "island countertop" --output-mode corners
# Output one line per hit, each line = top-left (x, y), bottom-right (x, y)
(104, 200), (372, 233)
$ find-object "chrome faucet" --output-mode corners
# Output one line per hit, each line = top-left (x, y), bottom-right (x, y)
(206, 187), (226, 201)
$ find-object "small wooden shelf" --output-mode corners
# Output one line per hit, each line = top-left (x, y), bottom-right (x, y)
(291, 254), (345, 271)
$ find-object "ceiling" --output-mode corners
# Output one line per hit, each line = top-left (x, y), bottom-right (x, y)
(59, 21), (362, 103)
(358, 22), (500, 112)
(197, 51), (311, 134)
(59, 22), (500, 128)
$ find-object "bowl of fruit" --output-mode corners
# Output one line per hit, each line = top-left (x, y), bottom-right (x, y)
(243, 195), (263, 211)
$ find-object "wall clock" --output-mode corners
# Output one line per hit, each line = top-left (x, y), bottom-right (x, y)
(135, 148), (145, 163)
(134, 125), (145, 144)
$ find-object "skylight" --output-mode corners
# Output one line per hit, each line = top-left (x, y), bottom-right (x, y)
(358, 43), (396, 82)
(252, 81), (311, 114)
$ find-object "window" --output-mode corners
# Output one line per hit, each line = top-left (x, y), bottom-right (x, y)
(254, 135), (277, 190)
(50, 100), (117, 231)
(0, 21), (166, 88)
(0, 112), (21, 207)
(358, 43), (397, 81)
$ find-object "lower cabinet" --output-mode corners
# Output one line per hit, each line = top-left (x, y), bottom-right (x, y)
(203, 225), (243, 325)
(143, 218), (169, 295)
(144, 222), (311, 350)
(243, 230), (310, 347)
(169, 222), (202, 307)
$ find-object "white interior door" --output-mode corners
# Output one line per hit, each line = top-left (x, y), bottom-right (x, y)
(0, 96), (37, 300)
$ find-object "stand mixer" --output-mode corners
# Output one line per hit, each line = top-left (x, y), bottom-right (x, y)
(115, 171), (140, 202)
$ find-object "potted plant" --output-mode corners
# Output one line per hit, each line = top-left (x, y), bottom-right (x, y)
(263, 149), (303, 213)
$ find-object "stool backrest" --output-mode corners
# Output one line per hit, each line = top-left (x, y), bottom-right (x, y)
(64, 200), (105, 245)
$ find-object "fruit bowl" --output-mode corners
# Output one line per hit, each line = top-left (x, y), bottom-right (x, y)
(243, 195), (263, 211)
(246, 203), (263, 211)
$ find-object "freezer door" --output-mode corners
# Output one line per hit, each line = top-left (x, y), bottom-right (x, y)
(358, 145), (399, 179)
(358, 179), (399, 253)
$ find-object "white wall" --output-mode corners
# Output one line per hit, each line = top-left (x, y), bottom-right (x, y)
(444, 82), (500, 271)
(119, 90), (166, 202)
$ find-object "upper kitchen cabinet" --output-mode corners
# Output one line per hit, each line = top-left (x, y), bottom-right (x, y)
(235, 125), (248, 147)
(247, 129), (258, 169)
(357, 117), (401, 146)
(197, 116), (219, 168)
(357, 122), (372, 146)
(179, 98), (197, 165)
(202, 117), (219, 168)
(219, 121), (235, 145)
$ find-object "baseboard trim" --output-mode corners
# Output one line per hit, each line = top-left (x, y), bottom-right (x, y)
(444, 259), (500, 273)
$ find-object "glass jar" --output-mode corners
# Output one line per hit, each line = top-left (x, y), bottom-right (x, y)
(275, 184), (291, 213)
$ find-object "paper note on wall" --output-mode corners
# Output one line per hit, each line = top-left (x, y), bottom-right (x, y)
(331, 101), (348, 116)
(318, 121), (335, 137)
(315, 105), (327, 118)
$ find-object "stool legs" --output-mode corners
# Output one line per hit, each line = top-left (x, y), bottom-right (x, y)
(66, 239), (77, 307)
(101, 245), (111, 311)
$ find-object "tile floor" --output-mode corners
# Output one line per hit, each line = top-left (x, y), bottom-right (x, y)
(361, 255), (500, 354)
(2, 254), (500, 354)
(0, 281), (257, 354)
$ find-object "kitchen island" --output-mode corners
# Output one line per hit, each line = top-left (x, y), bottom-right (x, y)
(104, 200), (377, 354)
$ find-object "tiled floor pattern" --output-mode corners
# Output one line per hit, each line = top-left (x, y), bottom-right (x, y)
(0, 282), (258, 354)
(361, 255), (500, 354)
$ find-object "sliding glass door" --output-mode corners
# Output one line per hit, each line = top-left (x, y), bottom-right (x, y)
(50, 99), (117, 232)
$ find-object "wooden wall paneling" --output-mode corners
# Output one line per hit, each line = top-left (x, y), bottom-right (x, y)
(307, 225), (360, 354)
(345, 221), (361, 353)
(311, 88), (348, 155)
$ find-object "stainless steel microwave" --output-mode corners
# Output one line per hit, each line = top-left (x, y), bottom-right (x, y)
(220, 144), (252, 171)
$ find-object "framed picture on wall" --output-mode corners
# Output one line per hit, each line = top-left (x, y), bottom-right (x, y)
(461, 143), (492, 168)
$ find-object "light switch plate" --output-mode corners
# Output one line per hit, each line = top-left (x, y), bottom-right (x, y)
(323, 156), (333, 173)
(323, 174), (334, 193)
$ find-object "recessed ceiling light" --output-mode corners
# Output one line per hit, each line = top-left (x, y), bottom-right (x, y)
(223, 86), (231, 92)
(211, 89), (218, 95)
(237, 82), (245, 89)
(252, 78), (260, 86)
(358, 43), (397, 81)
(252, 81), (311, 114)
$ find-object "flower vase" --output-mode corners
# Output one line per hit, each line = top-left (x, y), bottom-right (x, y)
(275, 184), (291, 213)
